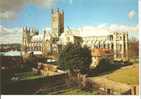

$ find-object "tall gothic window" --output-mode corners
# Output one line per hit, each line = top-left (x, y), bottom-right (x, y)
(103, 44), (105, 48)
(111, 43), (113, 50)
(120, 44), (122, 51)
(108, 35), (113, 41)
(98, 42), (100, 48)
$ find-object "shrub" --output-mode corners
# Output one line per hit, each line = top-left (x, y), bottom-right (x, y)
(94, 58), (111, 73)
(58, 43), (92, 73)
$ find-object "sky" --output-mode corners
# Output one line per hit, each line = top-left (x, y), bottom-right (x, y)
(0, 0), (139, 43)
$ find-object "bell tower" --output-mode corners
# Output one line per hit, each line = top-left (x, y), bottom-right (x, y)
(51, 8), (64, 39)
(22, 27), (30, 52)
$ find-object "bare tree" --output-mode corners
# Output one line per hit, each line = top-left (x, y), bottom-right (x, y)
(128, 37), (139, 62)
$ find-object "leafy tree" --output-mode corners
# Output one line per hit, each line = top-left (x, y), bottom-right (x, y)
(94, 58), (111, 73)
(23, 52), (38, 71)
(58, 43), (92, 73)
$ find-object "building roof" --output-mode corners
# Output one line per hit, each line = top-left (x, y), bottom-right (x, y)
(3, 51), (21, 56)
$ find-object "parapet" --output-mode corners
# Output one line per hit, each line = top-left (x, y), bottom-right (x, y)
(23, 26), (39, 35)
(51, 8), (64, 14)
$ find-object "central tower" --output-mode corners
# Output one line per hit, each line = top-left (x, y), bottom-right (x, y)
(51, 8), (64, 39)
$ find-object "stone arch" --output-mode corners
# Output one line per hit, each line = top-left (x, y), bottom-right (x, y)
(98, 41), (101, 48)
(100, 40), (105, 48)
(111, 43), (114, 50)
(94, 40), (99, 48)
(103, 40), (106, 48)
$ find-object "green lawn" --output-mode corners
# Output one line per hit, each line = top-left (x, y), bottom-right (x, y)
(60, 88), (97, 95)
(15, 71), (46, 80)
(96, 63), (139, 85)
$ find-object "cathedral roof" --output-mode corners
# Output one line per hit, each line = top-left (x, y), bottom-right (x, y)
(3, 51), (21, 56)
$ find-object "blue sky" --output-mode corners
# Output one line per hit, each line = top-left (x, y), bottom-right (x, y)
(0, 0), (139, 43)
(1, 0), (138, 29)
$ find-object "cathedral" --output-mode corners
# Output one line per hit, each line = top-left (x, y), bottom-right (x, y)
(21, 8), (129, 66)
(21, 8), (64, 59)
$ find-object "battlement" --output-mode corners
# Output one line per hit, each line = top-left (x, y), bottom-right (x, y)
(113, 32), (128, 35)
(23, 26), (39, 35)
(51, 8), (64, 15)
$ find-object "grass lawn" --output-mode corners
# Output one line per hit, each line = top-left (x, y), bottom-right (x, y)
(60, 88), (97, 95)
(15, 71), (46, 80)
(95, 63), (139, 85)
(39, 88), (97, 95)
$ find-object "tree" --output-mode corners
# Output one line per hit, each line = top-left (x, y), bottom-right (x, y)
(58, 43), (92, 73)
(22, 52), (39, 71)
(94, 58), (112, 73)
(128, 37), (139, 60)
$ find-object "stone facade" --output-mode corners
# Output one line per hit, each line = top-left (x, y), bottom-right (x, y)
(58, 31), (82, 46)
(21, 8), (128, 63)
(21, 27), (43, 55)
(81, 32), (128, 61)
(51, 8), (64, 39)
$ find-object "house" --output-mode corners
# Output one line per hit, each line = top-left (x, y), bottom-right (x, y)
(90, 48), (114, 68)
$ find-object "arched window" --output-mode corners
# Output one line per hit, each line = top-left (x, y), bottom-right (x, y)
(107, 43), (110, 48)
(111, 43), (113, 50)
(120, 44), (122, 51)
(120, 36), (122, 40)
(103, 44), (106, 48)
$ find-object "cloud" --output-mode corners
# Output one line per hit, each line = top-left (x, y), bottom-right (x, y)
(97, 23), (108, 28)
(76, 24), (138, 37)
(0, 25), (22, 44)
(0, 25), (52, 44)
(0, 0), (58, 20)
(128, 10), (136, 20)
(0, 11), (16, 20)
(31, 0), (58, 9)
(78, 26), (110, 36)
(108, 24), (138, 33)
(0, 24), (138, 44)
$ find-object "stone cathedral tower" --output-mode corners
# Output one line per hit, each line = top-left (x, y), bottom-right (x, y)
(21, 27), (39, 53)
(21, 27), (31, 52)
(51, 8), (64, 39)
